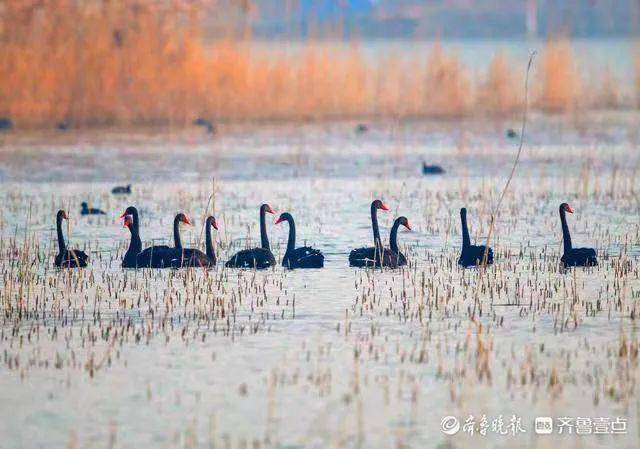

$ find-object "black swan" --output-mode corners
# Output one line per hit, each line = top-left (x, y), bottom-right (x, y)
(458, 207), (494, 267)
(81, 202), (106, 215)
(559, 203), (598, 267)
(225, 204), (276, 269)
(349, 199), (402, 268)
(275, 212), (324, 269)
(121, 207), (176, 268)
(168, 215), (218, 268)
(112, 184), (131, 195)
(389, 216), (411, 267)
(54, 210), (88, 268)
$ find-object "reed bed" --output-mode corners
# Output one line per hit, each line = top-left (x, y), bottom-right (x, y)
(0, 1), (635, 129)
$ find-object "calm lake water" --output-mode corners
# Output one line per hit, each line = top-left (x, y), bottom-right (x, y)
(0, 111), (640, 449)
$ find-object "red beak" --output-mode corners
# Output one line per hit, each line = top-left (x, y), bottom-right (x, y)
(266, 205), (275, 214)
(380, 202), (390, 211)
(212, 219), (218, 230)
(123, 215), (133, 228)
(566, 205), (574, 214)
(182, 216), (191, 225)
(404, 220), (412, 231)
(275, 216), (285, 224)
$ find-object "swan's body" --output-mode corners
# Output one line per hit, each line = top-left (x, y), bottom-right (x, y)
(225, 204), (276, 269)
(559, 203), (598, 268)
(54, 210), (88, 268)
(458, 208), (493, 267)
(276, 213), (324, 269)
(349, 200), (400, 268)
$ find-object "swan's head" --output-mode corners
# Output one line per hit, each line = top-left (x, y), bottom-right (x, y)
(397, 216), (411, 231)
(460, 207), (467, 218)
(275, 212), (293, 225)
(206, 216), (218, 230)
(81, 202), (88, 209)
(372, 199), (390, 211)
(57, 210), (68, 220)
(176, 213), (191, 225)
(261, 204), (275, 215)
(561, 203), (574, 214)
(122, 214), (133, 228)
(120, 206), (138, 228)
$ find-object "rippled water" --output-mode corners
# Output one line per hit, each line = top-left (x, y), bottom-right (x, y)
(0, 113), (639, 449)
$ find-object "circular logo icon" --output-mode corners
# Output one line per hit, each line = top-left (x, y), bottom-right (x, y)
(441, 416), (460, 435)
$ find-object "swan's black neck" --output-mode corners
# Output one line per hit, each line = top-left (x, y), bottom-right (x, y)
(390, 218), (401, 254)
(460, 208), (471, 248)
(282, 214), (296, 255)
(260, 206), (270, 250)
(56, 212), (66, 253)
(205, 218), (216, 264)
(560, 207), (572, 253)
(371, 202), (382, 250)
(173, 215), (183, 249)
(126, 208), (142, 258)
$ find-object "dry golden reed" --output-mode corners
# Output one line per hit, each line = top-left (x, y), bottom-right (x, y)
(536, 39), (578, 112)
(0, 1), (631, 129)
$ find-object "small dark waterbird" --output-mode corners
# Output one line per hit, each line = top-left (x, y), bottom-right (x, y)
(0, 117), (12, 131)
(275, 212), (324, 269)
(168, 215), (218, 268)
(54, 210), (88, 268)
(193, 117), (215, 134)
(112, 184), (131, 195)
(349, 200), (403, 268)
(355, 123), (368, 134)
(458, 207), (494, 267)
(225, 204), (277, 269)
(56, 121), (70, 131)
(559, 203), (598, 268)
(422, 163), (445, 175)
(121, 206), (172, 268)
(389, 216), (411, 267)
(81, 202), (106, 215)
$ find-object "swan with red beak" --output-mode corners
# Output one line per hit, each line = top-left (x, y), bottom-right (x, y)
(349, 199), (408, 268)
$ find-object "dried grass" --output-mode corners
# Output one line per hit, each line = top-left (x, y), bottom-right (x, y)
(0, 1), (633, 128)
